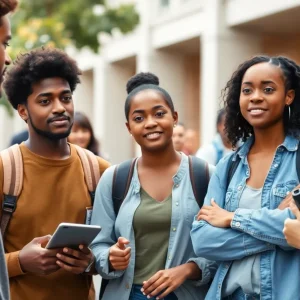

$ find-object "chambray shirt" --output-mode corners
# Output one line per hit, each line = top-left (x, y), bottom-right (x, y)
(191, 135), (300, 300)
(91, 153), (217, 300)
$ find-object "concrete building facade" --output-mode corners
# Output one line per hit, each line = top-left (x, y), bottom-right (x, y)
(1, 0), (300, 164)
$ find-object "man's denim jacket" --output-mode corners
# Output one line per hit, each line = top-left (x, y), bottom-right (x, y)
(191, 135), (300, 300)
(91, 153), (217, 300)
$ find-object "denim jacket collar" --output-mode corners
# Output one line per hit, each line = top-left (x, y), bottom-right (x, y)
(130, 153), (189, 194)
(235, 135), (299, 161)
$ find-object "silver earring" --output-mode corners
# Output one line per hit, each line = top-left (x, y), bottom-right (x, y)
(173, 123), (177, 128)
(287, 105), (291, 120)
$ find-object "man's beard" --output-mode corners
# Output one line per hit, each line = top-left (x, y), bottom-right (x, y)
(28, 112), (72, 141)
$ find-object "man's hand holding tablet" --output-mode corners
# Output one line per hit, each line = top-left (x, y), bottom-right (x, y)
(47, 223), (101, 274)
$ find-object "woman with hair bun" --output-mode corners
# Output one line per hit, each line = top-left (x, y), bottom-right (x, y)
(90, 72), (216, 300)
(191, 55), (300, 299)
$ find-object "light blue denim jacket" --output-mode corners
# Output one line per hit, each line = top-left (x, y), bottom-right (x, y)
(191, 135), (300, 300)
(91, 153), (217, 300)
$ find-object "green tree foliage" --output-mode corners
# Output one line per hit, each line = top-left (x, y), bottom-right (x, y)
(10, 0), (139, 53)
(1, 1), (139, 115)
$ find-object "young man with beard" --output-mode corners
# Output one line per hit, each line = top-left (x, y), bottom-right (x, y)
(0, 1), (17, 299)
(1, 47), (110, 299)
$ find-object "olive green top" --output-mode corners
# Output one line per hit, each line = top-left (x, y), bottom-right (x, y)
(133, 188), (172, 284)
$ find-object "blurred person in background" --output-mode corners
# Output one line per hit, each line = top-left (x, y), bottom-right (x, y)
(183, 128), (199, 155)
(196, 108), (232, 165)
(0, 0), (18, 299)
(68, 111), (100, 155)
(172, 122), (185, 152)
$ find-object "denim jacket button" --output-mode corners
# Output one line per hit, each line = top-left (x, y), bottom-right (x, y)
(238, 186), (242, 191)
(235, 222), (241, 227)
(274, 164), (278, 168)
(172, 227), (176, 231)
(175, 184), (179, 188)
(175, 202), (179, 206)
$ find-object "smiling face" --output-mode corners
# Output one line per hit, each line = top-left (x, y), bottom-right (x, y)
(239, 62), (295, 131)
(18, 77), (74, 141)
(126, 89), (178, 152)
(0, 16), (11, 95)
(68, 124), (91, 149)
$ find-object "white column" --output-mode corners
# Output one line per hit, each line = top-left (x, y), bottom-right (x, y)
(93, 58), (107, 143)
(199, 0), (261, 145)
(94, 56), (135, 164)
(73, 70), (94, 123)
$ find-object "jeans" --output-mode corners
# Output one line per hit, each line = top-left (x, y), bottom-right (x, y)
(224, 287), (260, 300)
(129, 284), (178, 300)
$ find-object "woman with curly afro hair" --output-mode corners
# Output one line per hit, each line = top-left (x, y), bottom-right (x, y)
(191, 55), (300, 299)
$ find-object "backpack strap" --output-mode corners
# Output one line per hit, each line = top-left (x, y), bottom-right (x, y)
(112, 158), (137, 216)
(226, 154), (241, 191)
(0, 145), (23, 236)
(100, 158), (136, 299)
(188, 156), (209, 208)
(74, 145), (100, 205)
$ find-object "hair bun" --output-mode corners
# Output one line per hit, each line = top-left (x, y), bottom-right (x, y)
(126, 72), (159, 94)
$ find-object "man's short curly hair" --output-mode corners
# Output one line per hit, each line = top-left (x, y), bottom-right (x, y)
(4, 47), (82, 109)
(222, 55), (300, 148)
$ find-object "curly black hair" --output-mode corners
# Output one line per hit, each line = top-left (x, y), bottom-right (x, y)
(0, 0), (17, 18)
(125, 72), (174, 121)
(4, 48), (82, 109)
(223, 55), (300, 148)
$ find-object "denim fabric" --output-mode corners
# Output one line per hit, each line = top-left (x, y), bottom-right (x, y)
(129, 285), (178, 300)
(224, 287), (260, 300)
(91, 153), (216, 300)
(191, 135), (300, 300)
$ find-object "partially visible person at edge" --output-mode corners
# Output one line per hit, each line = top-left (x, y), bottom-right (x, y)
(172, 122), (185, 152)
(183, 128), (199, 155)
(90, 72), (216, 300)
(196, 108), (233, 165)
(2, 48), (109, 300)
(283, 200), (300, 249)
(0, 0), (18, 300)
(191, 56), (300, 300)
(68, 111), (101, 156)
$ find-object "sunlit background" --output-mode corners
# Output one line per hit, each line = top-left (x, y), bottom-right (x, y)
(1, 0), (300, 165)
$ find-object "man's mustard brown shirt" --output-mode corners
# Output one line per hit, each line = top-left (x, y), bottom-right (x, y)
(0, 143), (110, 300)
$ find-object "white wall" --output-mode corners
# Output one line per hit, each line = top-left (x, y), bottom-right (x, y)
(199, 0), (262, 145)
(96, 59), (135, 164)
(73, 70), (94, 123)
(226, 0), (300, 26)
